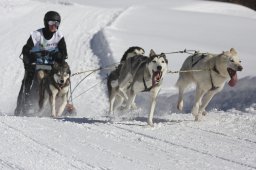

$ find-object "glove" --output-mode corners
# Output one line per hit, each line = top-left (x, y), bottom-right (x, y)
(23, 54), (35, 65)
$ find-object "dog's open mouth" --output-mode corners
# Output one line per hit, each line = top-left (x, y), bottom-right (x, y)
(152, 70), (162, 86)
(227, 68), (237, 87)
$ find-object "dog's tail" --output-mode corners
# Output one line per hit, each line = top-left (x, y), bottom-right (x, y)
(107, 67), (120, 98)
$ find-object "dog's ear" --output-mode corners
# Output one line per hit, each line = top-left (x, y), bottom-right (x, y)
(53, 62), (59, 69)
(230, 48), (237, 55)
(160, 53), (166, 57)
(160, 53), (168, 63)
(149, 49), (156, 57)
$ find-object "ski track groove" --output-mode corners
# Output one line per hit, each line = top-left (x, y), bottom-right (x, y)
(0, 120), (98, 170)
(111, 124), (256, 170)
(0, 158), (25, 170)
(186, 125), (256, 145)
(80, 123), (158, 170)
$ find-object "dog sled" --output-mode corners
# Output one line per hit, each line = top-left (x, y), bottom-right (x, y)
(14, 48), (76, 117)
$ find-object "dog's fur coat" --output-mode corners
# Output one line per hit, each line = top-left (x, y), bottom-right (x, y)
(109, 49), (168, 126)
(39, 62), (71, 118)
(107, 46), (145, 111)
(176, 48), (243, 121)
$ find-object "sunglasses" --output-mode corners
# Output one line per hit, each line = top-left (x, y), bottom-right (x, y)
(48, 21), (60, 26)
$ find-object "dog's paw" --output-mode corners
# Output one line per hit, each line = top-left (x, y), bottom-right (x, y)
(108, 115), (115, 123)
(194, 114), (202, 121)
(147, 121), (154, 127)
(177, 100), (183, 111)
(51, 112), (58, 118)
(202, 111), (208, 116)
(131, 103), (137, 109)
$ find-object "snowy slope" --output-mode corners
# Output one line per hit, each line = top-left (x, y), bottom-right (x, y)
(0, 0), (255, 169)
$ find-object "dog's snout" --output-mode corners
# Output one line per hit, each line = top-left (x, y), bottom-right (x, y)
(60, 79), (64, 84)
(237, 65), (243, 71)
(157, 66), (162, 71)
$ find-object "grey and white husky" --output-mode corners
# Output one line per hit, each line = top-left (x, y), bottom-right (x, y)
(39, 62), (71, 118)
(176, 48), (243, 121)
(109, 49), (168, 126)
(107, 46), (145, 112)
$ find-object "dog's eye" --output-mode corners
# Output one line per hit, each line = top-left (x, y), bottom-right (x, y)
(152, 61), (157, 63)
(162, 61), (165, 63)
(239, 60), (242, 63)
(230, 59), (234, 62)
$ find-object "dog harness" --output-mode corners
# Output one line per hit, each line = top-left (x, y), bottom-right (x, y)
(192, 53), (220, 91)
(51, 77), (70, 91)
(143, 76), (154, 92)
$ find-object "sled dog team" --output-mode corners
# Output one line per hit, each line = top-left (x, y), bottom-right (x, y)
(21, 46), (243, 126)
(107, 46), (243, 126)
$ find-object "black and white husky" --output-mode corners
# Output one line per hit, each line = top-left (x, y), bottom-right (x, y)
(109, 49), (168, 126)
(39, 62), (71, 118)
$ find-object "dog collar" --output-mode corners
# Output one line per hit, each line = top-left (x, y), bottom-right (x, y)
(52, 77), (70, 91)
(142, 76), (161, 92)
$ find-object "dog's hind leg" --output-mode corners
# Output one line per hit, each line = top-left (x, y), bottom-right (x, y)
(124, 89), (135, 110)
(117, 87), (129, 101)
(113, 95), (124, 110)
(118, 74), (132, 101)
(176, 75), (190, 111)
(109, 89), (116, 117)
(177, 86), (184, 111)
(192, 86), (206, 121)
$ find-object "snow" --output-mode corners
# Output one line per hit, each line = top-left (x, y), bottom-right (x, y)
(0, 0), (256, 169)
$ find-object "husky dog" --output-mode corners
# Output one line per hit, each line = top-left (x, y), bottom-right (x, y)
(39, 62), (71, 118)
(107, 46), (145, 110)
(109, 49), (168, 126)
(176, 48), (243, 121)
(120, 46), (145, 62)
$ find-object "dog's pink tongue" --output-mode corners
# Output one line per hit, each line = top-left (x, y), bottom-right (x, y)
(152, 72), (161, 86)
(228, 72), (237, 87)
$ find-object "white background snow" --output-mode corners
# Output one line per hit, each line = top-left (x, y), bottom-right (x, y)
(0, 0), (256, 169)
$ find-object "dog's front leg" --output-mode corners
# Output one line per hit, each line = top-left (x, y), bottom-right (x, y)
(57, 94), (68, 117)
(192, 87), (206, 121)
(199, 90), (218, 116)
(50, 92), (58, 118)
(118, 87), (129, 101)
(147, 87), (160, 126)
